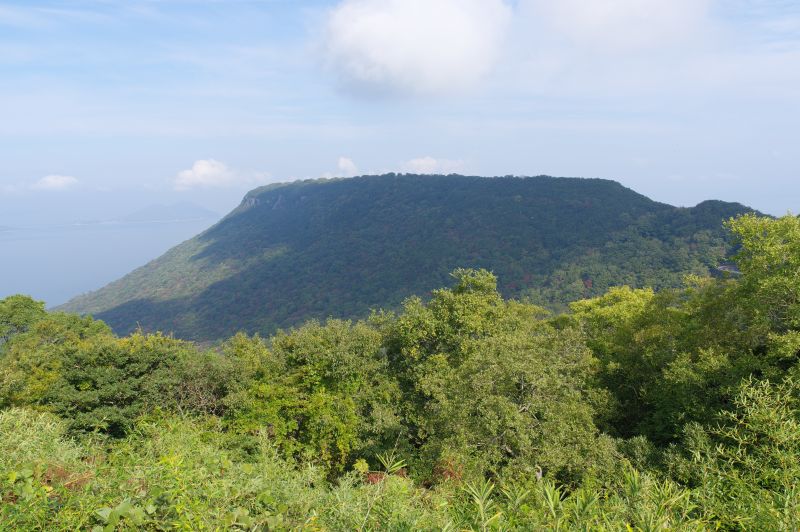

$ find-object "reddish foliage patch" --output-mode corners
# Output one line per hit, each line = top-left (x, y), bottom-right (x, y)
(43, 465), (71, 486)
(365, 472), (386, 485)
(434, 458), (463, 483)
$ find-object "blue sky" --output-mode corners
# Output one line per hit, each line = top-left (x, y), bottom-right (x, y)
(1, 0), (798, 223)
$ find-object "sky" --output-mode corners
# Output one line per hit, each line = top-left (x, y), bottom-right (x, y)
(0, 0), (799, 225)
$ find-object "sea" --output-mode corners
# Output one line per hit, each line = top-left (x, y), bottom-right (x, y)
(0, 219), (214, 308)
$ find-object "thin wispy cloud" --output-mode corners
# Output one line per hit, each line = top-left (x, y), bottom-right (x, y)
(1, 174), (80, 194)
(402, 157), (464, 175)
(519, 0), (712, 52)
(0, 4), (48, 28)
(321, 156), (467, 178)
(32, 174), (79, 191)
(0, 3), (111, 29)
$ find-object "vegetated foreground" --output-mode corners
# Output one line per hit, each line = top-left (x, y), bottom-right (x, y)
(60, 174), (753, 341)
(2, 213), (800, 529)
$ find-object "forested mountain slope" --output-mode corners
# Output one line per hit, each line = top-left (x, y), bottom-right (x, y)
(5, 214), (800, 529)
(61, 174), (754, 340)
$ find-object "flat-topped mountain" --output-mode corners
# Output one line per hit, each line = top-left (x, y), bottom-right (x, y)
(60, 174), (754, 340)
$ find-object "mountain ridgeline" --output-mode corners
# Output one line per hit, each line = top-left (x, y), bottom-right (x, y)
(61, 174), (754, 340)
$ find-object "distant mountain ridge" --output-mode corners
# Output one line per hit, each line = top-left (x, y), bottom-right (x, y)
(60, 174), (755, 340)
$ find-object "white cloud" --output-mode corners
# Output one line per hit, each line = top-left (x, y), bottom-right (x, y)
(322, 156), (360, 178)
(337, 156), (359, 177)
(320, 0), (724, 99)
(174, 159), (267, 191)
(31, 174), (79, 191)
(496, 0), (729, 98)
(402, 156), (464, 174)
(175, 159), (233, 190)
(323, 0), (511, 96)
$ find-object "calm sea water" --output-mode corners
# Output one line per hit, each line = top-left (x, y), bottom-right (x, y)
(0, 219), (214, 307)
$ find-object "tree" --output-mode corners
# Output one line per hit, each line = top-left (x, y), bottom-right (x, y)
(0, 295), (47, 348)
(727, 214), (800, 370)
(227, 320), (403, 473)
(674, 378), (800, 529)
(0, 312), (111, 409)
(385, 269), (616, 483)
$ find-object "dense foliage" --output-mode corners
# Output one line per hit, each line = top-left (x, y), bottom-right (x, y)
(3, 213), (799, 530)
(60, 174), (752, 341)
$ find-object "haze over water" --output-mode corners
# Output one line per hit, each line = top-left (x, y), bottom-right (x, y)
(1, 219), (213, 307)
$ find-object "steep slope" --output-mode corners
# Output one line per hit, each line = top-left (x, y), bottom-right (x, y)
(61, 174), (754, 340)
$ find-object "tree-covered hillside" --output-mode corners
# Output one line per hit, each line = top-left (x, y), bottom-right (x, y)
(3, 214), (800, 529)
(61, 174), (753, 340)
